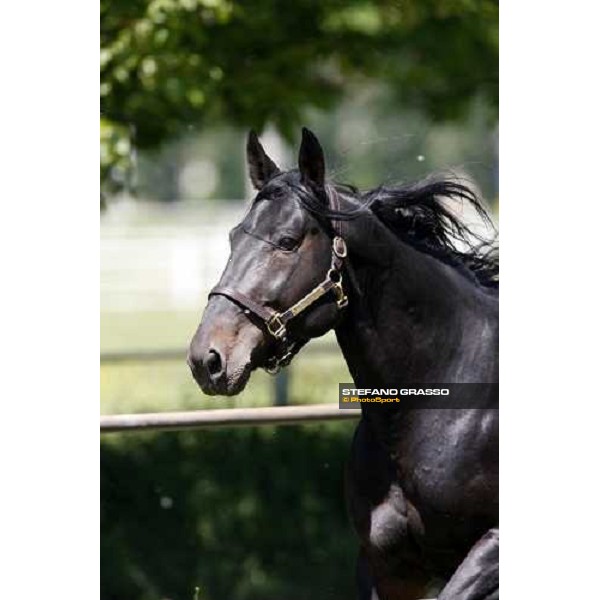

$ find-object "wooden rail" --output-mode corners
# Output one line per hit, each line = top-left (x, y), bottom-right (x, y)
(101, 403), (361, 434)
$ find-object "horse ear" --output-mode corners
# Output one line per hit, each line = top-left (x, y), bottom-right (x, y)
(298, 127), (325, 189)
(246, 130), (280, 190)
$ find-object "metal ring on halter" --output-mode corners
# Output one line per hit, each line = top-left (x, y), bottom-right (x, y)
(264, 359), (281, 375)
(266, 314), (286, 339)
(333, 236), (347, 258)
(328, 268), (341, 283)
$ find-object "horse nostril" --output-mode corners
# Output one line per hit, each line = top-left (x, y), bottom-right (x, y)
(205, 349), (223, 377)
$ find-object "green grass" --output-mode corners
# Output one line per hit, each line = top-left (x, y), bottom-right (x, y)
(101, 309), (352, 415)
(101, 309), (202, 353)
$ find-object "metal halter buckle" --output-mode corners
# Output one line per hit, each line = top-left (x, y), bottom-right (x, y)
(264, 359), (281, 375)
(328, 268), (348, 308)
(266, 314), (286, 339)
(335, 289), (349, 309)
(333, 279), (348, 308)
(332, 236), (347, 258)
(264, 343), (296, 375)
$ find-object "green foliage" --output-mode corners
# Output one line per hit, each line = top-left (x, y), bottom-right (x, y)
(100, 0), (498, 193)
(101, 423), (356, 600)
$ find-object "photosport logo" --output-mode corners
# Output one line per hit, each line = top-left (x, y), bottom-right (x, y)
(338, 384), (499, 409)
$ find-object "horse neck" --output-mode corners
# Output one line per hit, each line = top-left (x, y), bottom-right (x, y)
(334, 211), (498, 389)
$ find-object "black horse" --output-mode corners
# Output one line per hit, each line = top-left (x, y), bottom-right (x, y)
(188, 129), (499, 600)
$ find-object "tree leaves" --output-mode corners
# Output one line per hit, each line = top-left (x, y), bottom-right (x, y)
(100, 0), (498, 195)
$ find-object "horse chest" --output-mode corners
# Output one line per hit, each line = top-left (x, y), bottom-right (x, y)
(347, 414), (498, 561)
(347, 420), (426, 554)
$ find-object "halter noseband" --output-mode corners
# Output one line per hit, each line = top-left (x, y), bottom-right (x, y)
(209, 187), (350, 374)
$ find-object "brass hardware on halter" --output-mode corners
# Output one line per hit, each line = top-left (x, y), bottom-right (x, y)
(333, 280), (348, 308)
(264, 343), (297, 375)
(264, 360), (281, 375)
(328, 268), (348, 308)
(266, 314), (286, 339)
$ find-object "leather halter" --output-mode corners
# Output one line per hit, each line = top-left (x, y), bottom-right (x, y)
(209, 187), (350, 374)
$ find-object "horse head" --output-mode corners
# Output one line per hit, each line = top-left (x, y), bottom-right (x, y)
(188, 128), (348, 395)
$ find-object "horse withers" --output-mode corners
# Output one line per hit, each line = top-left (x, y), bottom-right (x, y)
(188, 129), (499, 600)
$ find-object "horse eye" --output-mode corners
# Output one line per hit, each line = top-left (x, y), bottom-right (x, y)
(278, 236), (298, 251)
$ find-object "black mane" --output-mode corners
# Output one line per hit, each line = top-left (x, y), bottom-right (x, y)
(288, 173), (498, 289)
(364, 178), (499, 289)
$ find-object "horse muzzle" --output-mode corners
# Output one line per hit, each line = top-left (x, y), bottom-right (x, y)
(187, 296), (266, 396)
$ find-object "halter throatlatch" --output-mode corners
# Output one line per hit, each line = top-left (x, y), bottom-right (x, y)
(209, 235), (349, 374)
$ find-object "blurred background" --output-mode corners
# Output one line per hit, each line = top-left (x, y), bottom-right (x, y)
(101, 1), (498, 599)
